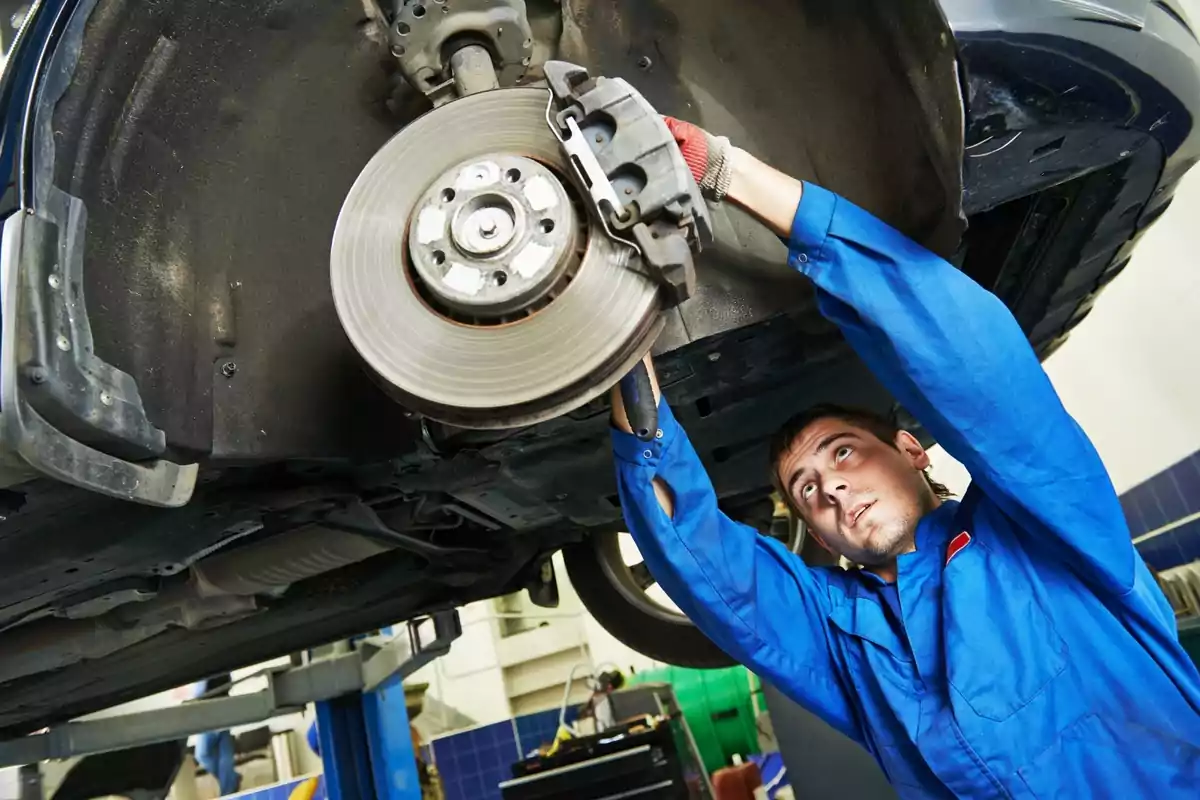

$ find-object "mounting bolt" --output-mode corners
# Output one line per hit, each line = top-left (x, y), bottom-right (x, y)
(27, 367), (47, 385)
(99, 391), (113, 406)
(637, 56), (652, 70)
(221, 361), (238, 378)
(55, 334), (70, 352)
(47, 274), (61, 290)
(708, 352), (721, 362)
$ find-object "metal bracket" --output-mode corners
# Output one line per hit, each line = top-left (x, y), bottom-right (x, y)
(360, 609), (461, 692)
(543, 60), (711, 308)
(0, 610), (461, 767)
(383, 0), (532, 106)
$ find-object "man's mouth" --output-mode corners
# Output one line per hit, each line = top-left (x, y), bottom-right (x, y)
(848, 501), (875, 528)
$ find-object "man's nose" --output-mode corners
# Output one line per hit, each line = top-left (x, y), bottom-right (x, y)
(824, 480), (850, 504)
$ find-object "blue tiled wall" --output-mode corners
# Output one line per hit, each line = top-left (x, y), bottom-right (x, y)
(431, 707), (580, 800)
(432, 720), (518, 800)
(1125, 450), (1200, 571)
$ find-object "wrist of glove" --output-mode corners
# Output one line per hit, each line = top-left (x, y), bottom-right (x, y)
(662, 116), (734, 202)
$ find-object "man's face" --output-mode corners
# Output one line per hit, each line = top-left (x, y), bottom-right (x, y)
(775, 417), (937, 566)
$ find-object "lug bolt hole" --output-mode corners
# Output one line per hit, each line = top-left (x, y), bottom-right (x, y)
(396, 21), (410, 35)
(413, 5), (426, 17)
(432, 250), (446, 266)
(493, 270), (508, 286)
(504, 168), (521, 184)
(440, 188), (455, 203)
(538, 218), (555, 234)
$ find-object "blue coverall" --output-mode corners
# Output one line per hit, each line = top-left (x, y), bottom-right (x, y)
(613, 183), (1200, 797)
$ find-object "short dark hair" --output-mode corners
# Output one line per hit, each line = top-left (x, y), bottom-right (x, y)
(768, 403), (953, 512)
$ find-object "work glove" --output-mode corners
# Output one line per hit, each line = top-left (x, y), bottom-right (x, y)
(663, 116), (734, 202)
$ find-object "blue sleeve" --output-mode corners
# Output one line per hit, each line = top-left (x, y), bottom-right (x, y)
(612, 402), (865, 744)
(787, 183), (1135, 596)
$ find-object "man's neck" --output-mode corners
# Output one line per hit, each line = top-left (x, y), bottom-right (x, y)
(866, 494), (942, 583)
(865, 535), (918, 584)
(868, 561), (898, 583)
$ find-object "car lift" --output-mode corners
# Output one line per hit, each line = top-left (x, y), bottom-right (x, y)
(0, 610), (462, 800)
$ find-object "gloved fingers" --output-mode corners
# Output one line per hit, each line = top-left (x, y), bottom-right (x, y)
(661, 115), (732, 202)
(662, 116), (710, 186)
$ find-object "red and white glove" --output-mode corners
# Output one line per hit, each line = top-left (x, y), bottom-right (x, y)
(662, 116), (734, 202)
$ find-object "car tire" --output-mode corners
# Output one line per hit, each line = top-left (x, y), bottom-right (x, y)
(563, 499), (804, 669)
(562, 530), (736, 668)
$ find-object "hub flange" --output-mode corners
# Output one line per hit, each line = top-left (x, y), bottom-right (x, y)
(408, 154), (581, 321)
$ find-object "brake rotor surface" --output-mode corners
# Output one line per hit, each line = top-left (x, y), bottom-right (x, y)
(331, 88), (663, 428)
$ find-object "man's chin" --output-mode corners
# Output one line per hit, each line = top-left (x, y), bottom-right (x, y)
(856, 526), (913, 564)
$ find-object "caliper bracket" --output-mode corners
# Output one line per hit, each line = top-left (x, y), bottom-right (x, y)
(544, 61), (711, 307)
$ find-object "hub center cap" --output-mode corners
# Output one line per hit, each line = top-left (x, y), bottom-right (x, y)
(454, 200), (517, 254)
(407, 154), (580, 321)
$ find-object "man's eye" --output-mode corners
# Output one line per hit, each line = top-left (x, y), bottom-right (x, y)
(835, 445), (853, 462)
(801, 483), (816, 500)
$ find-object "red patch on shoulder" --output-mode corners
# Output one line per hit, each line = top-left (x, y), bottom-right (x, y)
(945, 531), (972, 566)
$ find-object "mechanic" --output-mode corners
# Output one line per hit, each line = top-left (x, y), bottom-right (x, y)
(610, 118), (1200, 797)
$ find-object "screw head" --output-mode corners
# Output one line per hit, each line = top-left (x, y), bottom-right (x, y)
(99, 391), (113, 406)
(221, 361), (237, 378)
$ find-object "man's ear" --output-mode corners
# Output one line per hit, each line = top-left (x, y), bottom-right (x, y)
(895, 430), (931, 470)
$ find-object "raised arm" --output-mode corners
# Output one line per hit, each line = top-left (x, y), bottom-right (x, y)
(725, 148), (1135, 596)
(610, 361), (865, 744)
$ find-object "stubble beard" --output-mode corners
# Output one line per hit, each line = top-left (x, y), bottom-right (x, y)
(854, 512), (918, 566)
(854, 481), (938, 565)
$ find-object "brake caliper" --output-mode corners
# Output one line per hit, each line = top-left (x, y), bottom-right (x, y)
(544, 61), (711, 307)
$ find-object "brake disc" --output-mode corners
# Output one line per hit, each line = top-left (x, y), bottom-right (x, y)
(331, 88), (663, 428)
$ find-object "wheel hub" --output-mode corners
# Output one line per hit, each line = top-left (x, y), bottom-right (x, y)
(329, 88), (664, 429)
(408, 154), (580, 321)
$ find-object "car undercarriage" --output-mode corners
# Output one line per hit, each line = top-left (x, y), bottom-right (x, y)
(0, 0), (1195, 736)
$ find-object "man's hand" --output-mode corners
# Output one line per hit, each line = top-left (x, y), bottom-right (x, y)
(663, 117), (803, 237)
(611, 355), (661, 434)
(663, 116), (734, 202)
